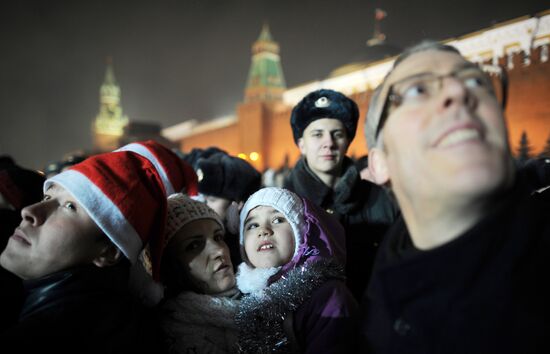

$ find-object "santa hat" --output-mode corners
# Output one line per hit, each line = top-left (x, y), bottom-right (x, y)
(44, 140), (198, 280)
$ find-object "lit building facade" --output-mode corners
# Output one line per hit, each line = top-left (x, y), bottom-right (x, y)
(93, 58), (129, 152)
(92, 59), (173, 152)
(163, 10), (550, 171)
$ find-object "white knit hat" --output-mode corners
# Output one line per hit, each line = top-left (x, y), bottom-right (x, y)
(239, 187), (304, 259)
(165, 193), (225, 246)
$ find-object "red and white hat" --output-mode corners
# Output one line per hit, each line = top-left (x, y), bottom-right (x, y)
(44, 140), (198, 280)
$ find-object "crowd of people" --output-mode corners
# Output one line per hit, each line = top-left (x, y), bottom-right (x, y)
(0, 40), (549, 354)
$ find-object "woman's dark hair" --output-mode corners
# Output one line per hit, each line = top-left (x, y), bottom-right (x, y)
(160, 248), (209, 298)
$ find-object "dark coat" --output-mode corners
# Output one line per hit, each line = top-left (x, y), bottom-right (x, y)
(294, 279), (359, 354)
(284, 157), (399, 300)
(359, 176), (550, 354)
(0, 265), (163, 354)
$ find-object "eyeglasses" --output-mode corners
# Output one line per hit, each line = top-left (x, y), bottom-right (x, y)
(374, 64), (507, 140)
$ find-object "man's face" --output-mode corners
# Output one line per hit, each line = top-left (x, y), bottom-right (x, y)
(0, 183), (107, 279)
(298, 118), (351, 176)
(164, 219), (235, 295)
(204, 195), (232, 221)
(374, 49), (514, 207)
(243, 206), (295, 269)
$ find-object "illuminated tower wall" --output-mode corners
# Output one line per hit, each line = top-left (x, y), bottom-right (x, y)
(93, 58), (129, 152)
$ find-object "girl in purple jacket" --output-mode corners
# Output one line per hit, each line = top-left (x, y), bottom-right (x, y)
(235, 187), (357, 353)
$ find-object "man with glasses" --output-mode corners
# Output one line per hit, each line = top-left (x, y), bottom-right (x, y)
(359, 41), (549, 353)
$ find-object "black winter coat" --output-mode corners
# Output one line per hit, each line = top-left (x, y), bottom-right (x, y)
(359, 176), (550, 354)
(0, 265), (163, 354)
(284, 157), (399, 300)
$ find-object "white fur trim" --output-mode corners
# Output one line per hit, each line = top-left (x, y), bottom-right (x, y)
(45, 170), (142, 263)
(116, 143), (175, 195)
(236, 262), (280, 294)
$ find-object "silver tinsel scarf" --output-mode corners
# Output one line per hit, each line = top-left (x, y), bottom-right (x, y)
(235, 259), (345, 353)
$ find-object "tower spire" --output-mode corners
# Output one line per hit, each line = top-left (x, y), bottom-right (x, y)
(104, 56), (116, 86)
(367, 8), (387, 46)
(93, 57), (129, 151)
(258, 22), (273, 41)
(244, 23), (286, 102)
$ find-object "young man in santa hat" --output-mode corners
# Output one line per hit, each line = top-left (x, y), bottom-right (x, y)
(0, 140), (197, 354)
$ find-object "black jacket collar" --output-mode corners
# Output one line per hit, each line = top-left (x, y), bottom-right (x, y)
(20, 265), (129, 320)
(286, 156), (362, 214)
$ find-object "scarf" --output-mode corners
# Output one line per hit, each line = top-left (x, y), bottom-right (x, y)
(161, 287), (241, 354)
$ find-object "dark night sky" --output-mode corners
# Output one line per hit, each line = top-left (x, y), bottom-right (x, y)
(0, 0), (548, 170)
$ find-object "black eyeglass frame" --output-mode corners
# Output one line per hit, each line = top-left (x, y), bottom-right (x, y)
(373, 63), (508, 141)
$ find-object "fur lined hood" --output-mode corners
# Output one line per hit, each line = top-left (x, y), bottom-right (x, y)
(236, 195), (346, 294)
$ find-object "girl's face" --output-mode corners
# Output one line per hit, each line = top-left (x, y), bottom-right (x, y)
(165, 219), (235, 295)
(243, 206), (295, 268)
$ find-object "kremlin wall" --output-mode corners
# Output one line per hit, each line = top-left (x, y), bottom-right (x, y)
(95, 10), (550, 172)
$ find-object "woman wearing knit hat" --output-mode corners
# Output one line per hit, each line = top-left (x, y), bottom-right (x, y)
(158, 193), (240, 354)
(0, 140), (198, 353)
(235, 187), (357, 353)
(194, 150), (262, 270)
(285, 88), (399, 301)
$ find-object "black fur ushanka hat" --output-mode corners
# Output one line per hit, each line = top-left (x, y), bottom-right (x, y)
(290, 89), (359, 144)
(197, 152), (262, 203)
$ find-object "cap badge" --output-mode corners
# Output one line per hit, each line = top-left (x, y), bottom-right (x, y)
(196, 168), (204, 182)
(314, 96), (330, 108)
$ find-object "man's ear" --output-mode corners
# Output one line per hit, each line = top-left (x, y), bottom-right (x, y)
(297, 137), (306, 155)
(368, 147), (390, 185)
(93, 243), (123, 268)
(235, 200), (244, 211)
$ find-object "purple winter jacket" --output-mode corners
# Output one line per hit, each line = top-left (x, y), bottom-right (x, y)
(290, 198), (358, 354)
